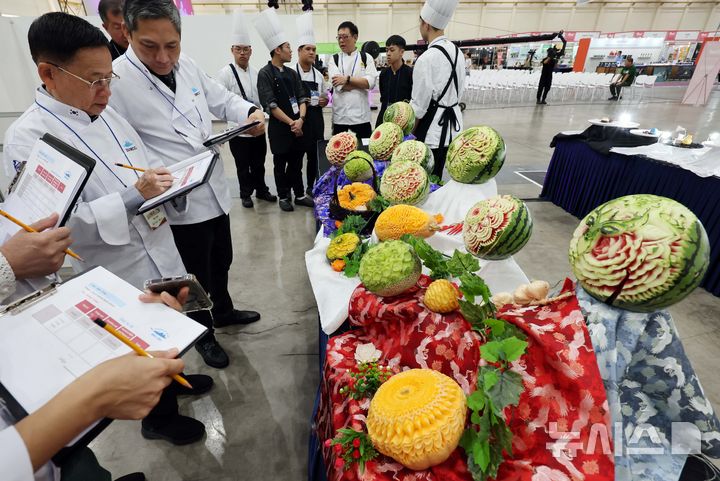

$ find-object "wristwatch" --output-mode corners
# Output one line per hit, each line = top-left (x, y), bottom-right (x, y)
(346, 75), (351, 84)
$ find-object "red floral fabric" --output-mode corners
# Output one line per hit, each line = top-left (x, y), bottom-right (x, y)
(316, 277), (614, 481)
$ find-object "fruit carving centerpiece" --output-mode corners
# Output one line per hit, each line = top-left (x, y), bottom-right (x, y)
(343, 151), (375, 182)
(326, 132), (358, 167)
(369, 122), (404, 161)
(463, 195), (532, 260)
(380, 161), (430, 206)
(391, 140), (434, 174)
(446, 126), (506, 184)
(383, 101), (416, 136)
(569, 194), (709, 312)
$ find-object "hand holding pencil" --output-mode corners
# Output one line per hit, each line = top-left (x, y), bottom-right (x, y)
(0, 212), (82, 278)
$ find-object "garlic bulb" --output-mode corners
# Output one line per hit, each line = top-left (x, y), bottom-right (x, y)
(513, 284), (533, 306)
(527, 280), (550, 301)
(491, 292), (514, 309)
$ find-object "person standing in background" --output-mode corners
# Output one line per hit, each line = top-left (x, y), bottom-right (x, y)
(411, 0), (465, 178)
(294, 11), (327, 197)
(327, 21), (378, 139)
(98, 0), (128, 60)
(536, 42), (565, 105)
(376, 35), (413, 128)
(216, 10), (277, 209)
(615, 50), (623, 65)
(255, 8), (312, 212)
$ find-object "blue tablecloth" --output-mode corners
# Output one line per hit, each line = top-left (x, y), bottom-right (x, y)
(541, 139), (720, 296)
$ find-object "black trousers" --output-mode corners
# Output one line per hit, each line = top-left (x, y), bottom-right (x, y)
(228, 134), (270, 199)
(537, 76), (552, 101)
(274, 150), (305, 200)
(431, 147), (448, 179)
(332, 122), (373, 140)
(170, 214), (234, 335)
(302, 141), (320, 194)
(610, 83), (628, 97)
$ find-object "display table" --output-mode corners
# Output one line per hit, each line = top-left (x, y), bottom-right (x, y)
(541, 139), (720, 296)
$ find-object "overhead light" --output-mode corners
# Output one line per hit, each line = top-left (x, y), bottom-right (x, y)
(1, 13), (19, 17)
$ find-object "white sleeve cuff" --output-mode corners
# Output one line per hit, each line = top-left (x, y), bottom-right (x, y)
(0, 426), (34, 481)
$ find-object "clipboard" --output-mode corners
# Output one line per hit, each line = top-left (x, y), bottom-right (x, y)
(0, 266), (207, 465)
(136, 152), (218, 215)
(3, 134), (96, 231)
(202, 121), (261, 148)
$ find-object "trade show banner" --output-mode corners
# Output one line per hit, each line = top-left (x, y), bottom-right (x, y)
(682, 41), (720, 106)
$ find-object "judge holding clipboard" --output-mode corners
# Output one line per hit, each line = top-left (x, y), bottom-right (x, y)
(2, 12), (212, 449)
(111, 0), (266, 370)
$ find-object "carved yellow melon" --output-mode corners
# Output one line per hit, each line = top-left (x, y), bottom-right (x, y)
(423, 279), (460, 313)
(367, 369), (467, 470)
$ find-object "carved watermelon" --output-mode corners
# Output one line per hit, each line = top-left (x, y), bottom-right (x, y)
(383, 101), (416, 136)
(344, 151), (375, 182)
(369, 122), (404, 161)
(380, 161), (430, 206)
(569, 194), (709, 312)
(391, 140), (434, 174)
(463, 195), (532, 260)
(326, 131), (358, 166)
(446, 126), (505, 184)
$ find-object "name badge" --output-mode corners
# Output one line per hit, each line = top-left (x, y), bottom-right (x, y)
(310, 90), (320, 107)
(142, 207), (167, 230)
(290, 97), (300, 115)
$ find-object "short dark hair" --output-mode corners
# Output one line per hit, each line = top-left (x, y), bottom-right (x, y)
(338, 21), (358, 37)
(124, 0), (181, 34)
(28, 12), (109, 65)
(386, 35), (406, 49)
(626, 56), (634, 63)
(98, 0), (123, 23)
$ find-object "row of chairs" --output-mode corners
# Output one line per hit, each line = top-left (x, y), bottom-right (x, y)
(463, 69), (658, 105)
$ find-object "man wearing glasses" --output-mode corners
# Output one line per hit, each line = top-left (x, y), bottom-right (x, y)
(216, 10), (276, 209)
(3, 12), (212, 448)
(327, 21), (378, 140)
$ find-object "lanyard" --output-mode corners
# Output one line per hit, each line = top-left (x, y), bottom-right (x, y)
(295, 64), (317, 84)
(125, 55), (203, 130)
(35, 101), (139, 188)
(340, 52), (359, 76)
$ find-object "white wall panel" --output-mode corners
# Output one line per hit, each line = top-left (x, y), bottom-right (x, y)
(652, 7), (684, 31)
(569, 6), (601, 31)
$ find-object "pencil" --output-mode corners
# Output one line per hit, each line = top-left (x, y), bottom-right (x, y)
(0, 209), (83, 262)
(114, 163), (146, 173)
(92, 318), (193, 389)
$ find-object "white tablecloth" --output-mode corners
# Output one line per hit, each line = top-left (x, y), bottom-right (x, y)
(305, 179), (530, 334)
(611, 143), (720, 178)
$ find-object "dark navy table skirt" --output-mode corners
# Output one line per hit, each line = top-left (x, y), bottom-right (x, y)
(541, 139), (720, 296)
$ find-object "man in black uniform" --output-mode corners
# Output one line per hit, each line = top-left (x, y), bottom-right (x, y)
(294, 12), (327, 197)
(98, 0), (128, 60)
(377, 35), (413, 127)
(254, 8), (312, 212)
(536, 41), (565, 105)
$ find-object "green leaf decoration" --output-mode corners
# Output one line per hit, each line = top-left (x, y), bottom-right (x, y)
(486, 370), (525, 415)
(501, 337), (528, 363)
(447, 250), (480, 277)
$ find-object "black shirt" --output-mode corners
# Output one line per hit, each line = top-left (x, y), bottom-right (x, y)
(377, 63), (413, 126)
(108, 39), (127, 61)
(149, 69), (177, 93)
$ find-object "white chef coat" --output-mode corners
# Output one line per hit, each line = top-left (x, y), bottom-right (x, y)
(327, 49), (378, 125)
(216, 62), (261, 108)
(111, 46), (257, 225)
(411, 36), (466, 148)
(3, 88), (186, 289)
(0, 252), (56, 481)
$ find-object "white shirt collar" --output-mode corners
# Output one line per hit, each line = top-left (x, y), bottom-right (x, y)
(125, 44), (180, 76)
(35, 87), (93, 126)
(428, 35), (448, 48)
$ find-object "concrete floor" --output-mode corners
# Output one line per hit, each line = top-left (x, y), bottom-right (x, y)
(92, 85), (720, 480)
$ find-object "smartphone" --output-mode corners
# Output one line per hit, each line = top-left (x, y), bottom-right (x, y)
(143, 274), (213, 313)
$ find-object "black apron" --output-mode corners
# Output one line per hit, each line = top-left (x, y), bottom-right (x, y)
(263, 64), (302, 155)
(415, 44), (461, 147)
(296, 64), (325, 150)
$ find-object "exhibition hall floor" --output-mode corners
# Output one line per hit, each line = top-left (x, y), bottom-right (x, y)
(91, 85), (720, 480)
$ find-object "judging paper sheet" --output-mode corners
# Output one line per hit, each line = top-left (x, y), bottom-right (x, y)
(0, 267), (206, 415)
(0, 138), (90, 242)
(137, 151), (216, 213)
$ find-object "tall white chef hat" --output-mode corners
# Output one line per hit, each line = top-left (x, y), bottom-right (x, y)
(420, 0), (459, 30)
(253, 8), (288, 52)
(231, 10), (251, 46)
(296, 11), (316, 47)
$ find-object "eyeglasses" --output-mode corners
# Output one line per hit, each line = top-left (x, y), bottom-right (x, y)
(232, 46), (252, 53)
(336, 34), (353, 41)
(48, 63), (119, 89)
